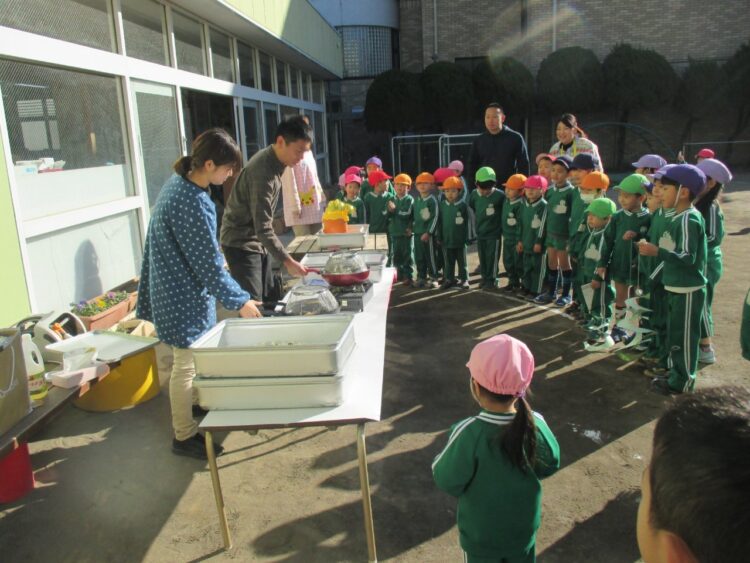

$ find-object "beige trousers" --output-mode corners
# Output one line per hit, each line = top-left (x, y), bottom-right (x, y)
(170, 347), (198, 441)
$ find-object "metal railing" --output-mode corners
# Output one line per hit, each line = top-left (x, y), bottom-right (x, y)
(391, 133), (482, 174)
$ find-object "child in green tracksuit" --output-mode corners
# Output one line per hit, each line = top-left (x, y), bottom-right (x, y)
(413, 172), (440, 288)
(337, 173), (367, 225)
(535, 157), (575, 306)
(695, 158), (731, 364)
(597, 174), (651, 342)
(388, 173), (415, 284)
(569, 171), (610, 321)
(469, 166), (505, 289)
(501, 174), (527, 292)
(518, 175), (548, 298)
(360, 155), (394, 198)
(364, 170), (395, 264)
(637, 164), (708, 395)
(581, 198), (617, 350)
(433, 334), (560, 563)
(437, 175), (473, 289)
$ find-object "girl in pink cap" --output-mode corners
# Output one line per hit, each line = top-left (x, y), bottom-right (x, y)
(433, 334), (560, 562)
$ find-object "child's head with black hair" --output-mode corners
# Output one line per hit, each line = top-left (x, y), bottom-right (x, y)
(658, 164), (707, 211)
(695, 158), (733, 221)
(475, 166), (497, 195)
(637, 386), (750, 563)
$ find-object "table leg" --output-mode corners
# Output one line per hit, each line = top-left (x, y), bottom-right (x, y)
(356, 423), (377, 562)
(205, 431), (232, 550)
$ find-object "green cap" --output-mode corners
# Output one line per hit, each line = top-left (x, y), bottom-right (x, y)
(475, 166), (496, 183)
(586, 197), (617, 219)
(614, 173), (650, 195)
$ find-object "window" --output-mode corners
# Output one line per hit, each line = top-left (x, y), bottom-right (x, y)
(237, 42), (256, 88)
(281, 106), (299, 121)
(276, 60), (287, 96)
(258, 52), (273, 92)
(242, 101), (261, 158)
(0, 59), (133, 222)
(312, 80), (324, 104)
(339, 26), (395, 78)
(122, 0), (168, 65)
(172, 10), (205, 75)
(181, 89), (236, 148)
(289, 67), (300, 99)
(313, 111), (325, 154)
(263, 103), (278, 146)
(210, 28), (234, 82)
(301, 73), (311, 101)
(0, 0), (114, 52)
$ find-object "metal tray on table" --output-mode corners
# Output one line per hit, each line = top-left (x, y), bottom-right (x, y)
(316, 224), (369, 249)
(189, 314), (356, 378)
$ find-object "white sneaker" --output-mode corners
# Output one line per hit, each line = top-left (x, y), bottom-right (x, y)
(699, 346), (716, 364)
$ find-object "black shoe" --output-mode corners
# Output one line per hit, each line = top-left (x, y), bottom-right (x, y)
(502, 284), (516, 293)
(172, 434), (224, 460)
(649, 377), (680, 396)
(192, 404), (209, 418)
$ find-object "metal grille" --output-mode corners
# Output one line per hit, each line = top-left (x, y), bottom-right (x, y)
(210, 28), (233, 82)
(0, 58), (127, 169)
(339, 26), (393, 78)
(172, 10), (205, 75)
(122, 0), (168, 65)
(0, 0), (114, 52)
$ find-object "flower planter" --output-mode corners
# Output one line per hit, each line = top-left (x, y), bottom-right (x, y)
(323, 218), (348, 233)
(78, 299), (130, 331)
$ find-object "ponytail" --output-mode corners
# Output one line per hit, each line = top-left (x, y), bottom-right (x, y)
(694, 181), (723, 221)
(172, 127), (242, 177)
(501, 396), (537, 473)
(559, 113), (588, 140)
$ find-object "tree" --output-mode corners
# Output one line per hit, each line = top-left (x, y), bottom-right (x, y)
(602, 43), (678, 168)
(364, 70), (423, 134)
(472, 57), (534, 118)
(724, 42), (750, 160)
(419, 61), (474, 132)
(536, 47), (603, 115)
(675, 59), (727, 146)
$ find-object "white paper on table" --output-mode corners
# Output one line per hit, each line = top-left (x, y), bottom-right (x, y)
(581, 283), (594, 312)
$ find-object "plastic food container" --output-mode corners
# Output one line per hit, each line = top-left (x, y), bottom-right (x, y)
(189, 315), (356, 377)
(316, 224), (369, 249)
(285, 285), (339, 316)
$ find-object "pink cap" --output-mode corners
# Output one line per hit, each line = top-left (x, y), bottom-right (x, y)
(433, 167), (458, 185)
(524, 174), (549, 192)
(344, 173), (362, 185)
(344, 165), (362, 176)
(695, 148), (715, 159)
(449, 160), (464, 174)
(466, 334), (535, 396)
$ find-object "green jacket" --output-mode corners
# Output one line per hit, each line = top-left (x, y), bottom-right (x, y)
(336, 193), (367, 225)
(568, 189), (586, 239)
(388, 194), (414, 237)
(543, 182), (575, 238)
(519, 198), (547, 252)
(569, 211), (590, 259)
(364, 191), (395, 233)
(360, 178), (394, 199)
(704, 202), (725, 285)
(501, 197), (524, 242)
(656, 207), (707, 290)
(433, 410), (560, 559)
(438, 200), (472, 248)
(581, 225), (610, 282)
(413, 194), (440, 236)
(642, 208), (670, 283)
(598, 207), (651, 271)
(469, 188), (505, 240)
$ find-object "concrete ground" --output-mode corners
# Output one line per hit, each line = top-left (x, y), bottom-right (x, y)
(2, 181), (749, 562)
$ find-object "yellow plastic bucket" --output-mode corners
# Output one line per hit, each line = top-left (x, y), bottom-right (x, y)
(74, 348), (160, 412)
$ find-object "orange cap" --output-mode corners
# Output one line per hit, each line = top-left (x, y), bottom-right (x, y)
(580, 171), (610, 190)
(394, 173), (412, 186)
(440, 176), (463, 190)
(416, 172), (435, 184)
(503, 174), (527, 190)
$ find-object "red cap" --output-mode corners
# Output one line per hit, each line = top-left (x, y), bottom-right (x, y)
(344, 173), (362, 185)
(524, 174), (549, 192)
(695, 148), (715, 159)
(433, 167), (458, 185)
(368, 170), (392, 186)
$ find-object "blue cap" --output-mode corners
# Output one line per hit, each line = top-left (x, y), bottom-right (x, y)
(632, 154), (667, 170)
(661, 164), (707, 196)
(551, 155), (573, 170)
(366, 156), (382, 168)
(653, 164), (676, 180)
(696, 158), (732, 185)
(570, 153), (598, 170)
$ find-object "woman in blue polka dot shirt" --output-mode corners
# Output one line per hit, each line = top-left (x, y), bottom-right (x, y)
(137, 128), (262, 460)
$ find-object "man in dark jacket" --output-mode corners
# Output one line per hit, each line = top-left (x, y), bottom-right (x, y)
(468, 103), (530, 188)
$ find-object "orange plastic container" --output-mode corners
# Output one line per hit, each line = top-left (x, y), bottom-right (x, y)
(323, 218), (347, 233)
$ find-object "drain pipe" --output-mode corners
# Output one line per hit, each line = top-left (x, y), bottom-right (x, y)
(432, 0), (438, 62)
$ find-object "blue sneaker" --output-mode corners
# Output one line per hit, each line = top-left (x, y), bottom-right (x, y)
(554, 295), (572, 307)
(610, 326), (630, 344)
(533, 293), (555, 304)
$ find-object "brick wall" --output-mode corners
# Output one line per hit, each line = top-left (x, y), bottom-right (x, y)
(399, 0), (424, 71)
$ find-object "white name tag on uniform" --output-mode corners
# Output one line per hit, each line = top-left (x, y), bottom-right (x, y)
(531, 216), (541, 229)
(420, 208), (431, 220)
(456, 214), (464, 225)
(507, 218), (517, 226)
(486, 206), (495, 216)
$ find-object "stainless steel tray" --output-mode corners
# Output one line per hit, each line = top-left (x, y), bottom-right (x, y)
(45, 330), (159, 363)
(316, 224), (369, 249)
(193, 370), (351, 410)
(190, 314), (356, 377)
(356, 250), (387, 282)
(300, 252), (332, 269)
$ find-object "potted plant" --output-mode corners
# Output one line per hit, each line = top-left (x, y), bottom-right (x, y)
(72, 291), (130, 331)
(322, 200), (356, 233)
